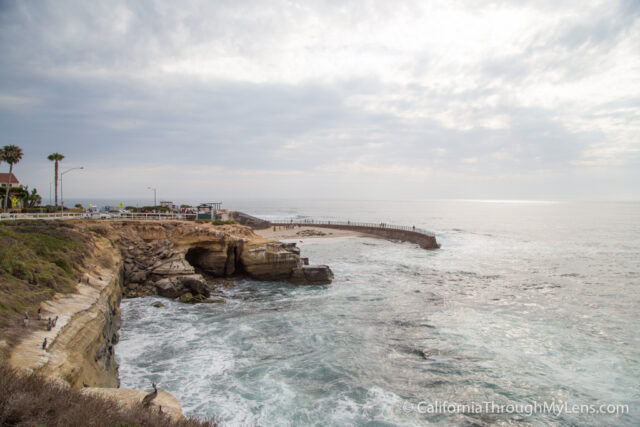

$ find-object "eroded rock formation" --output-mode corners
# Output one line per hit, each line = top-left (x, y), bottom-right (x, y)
(105, 221), (333, 301)
(7, 220), (333, 421)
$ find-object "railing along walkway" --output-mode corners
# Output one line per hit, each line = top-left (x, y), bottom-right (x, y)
(269, 219), (436, 238)
(0, 212), (196, 221)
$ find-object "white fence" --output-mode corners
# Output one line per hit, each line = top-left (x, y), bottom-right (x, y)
(0, 212), (195, 222)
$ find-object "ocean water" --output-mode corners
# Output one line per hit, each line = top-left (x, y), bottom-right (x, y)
(116, 200), (640, 425)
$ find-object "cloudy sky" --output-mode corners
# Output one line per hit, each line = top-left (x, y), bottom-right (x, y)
(1, 0), (638, 201)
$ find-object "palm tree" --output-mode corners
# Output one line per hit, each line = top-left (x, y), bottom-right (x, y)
(2, 145), (23, 212)
(47, 153), (65, 207)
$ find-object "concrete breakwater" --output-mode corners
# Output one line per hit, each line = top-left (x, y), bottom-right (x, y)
(270, 220), (441, 249)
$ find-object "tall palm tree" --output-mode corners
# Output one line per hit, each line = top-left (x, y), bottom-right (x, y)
(3, 145), (23, 212)
(47, 153), (65, 207)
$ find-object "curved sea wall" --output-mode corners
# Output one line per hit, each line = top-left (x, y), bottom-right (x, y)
(290, 223), (441, 249)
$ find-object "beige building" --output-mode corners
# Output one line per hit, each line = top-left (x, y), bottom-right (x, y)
(0, 173), (20, 189)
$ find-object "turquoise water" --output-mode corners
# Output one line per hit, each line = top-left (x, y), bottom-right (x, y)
(116, 200), (639, 425)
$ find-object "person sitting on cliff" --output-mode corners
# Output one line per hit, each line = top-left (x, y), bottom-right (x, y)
(23, 311), (29, 328)
(37, 307), (42, 321)
(42, 338), (47, 350)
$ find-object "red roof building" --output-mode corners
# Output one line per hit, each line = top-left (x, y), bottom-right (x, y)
(0, 173), (20, 189)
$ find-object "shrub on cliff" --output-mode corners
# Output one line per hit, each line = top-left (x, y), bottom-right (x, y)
(211, 219), (236, 225)
(0, 363), (215, 426)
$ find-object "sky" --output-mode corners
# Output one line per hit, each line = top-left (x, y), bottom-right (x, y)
(0, 0), (638, 202)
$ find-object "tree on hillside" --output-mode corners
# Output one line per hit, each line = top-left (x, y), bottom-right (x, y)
(47, 152), (65, 207)
(2, 145), (23, 212)
(0, 147), (4, 169)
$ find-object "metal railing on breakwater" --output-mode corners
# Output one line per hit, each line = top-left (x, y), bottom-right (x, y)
(269, 219), (436, 238)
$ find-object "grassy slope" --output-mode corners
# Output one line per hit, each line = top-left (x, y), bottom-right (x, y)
(0, 220), (89, 346)
(0, 221), (217, 425)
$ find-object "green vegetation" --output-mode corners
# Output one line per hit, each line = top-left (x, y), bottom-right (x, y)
(212, 219), (236, 225)
(0, 221), (89, 343)
(0, 363), (214, 426)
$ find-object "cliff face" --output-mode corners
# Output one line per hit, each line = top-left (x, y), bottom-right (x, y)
(7, 220), (333, 419)
(108, 221), (332, 288)
(9, 235), (123, 388)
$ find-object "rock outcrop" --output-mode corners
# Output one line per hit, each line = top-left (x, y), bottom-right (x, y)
(9, 235), (123, 389)
(7, 219), (334, 423)
(290, 265), (334, 285)
(80, 387), (184, 421)
(107, 221), (332, 301)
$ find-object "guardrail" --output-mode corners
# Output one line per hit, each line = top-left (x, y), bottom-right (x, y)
(0, 212), (196, 221)
(269, 219), (435, 237)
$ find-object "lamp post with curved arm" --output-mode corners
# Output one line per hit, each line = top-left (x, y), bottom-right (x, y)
(60, 167), (84, 213)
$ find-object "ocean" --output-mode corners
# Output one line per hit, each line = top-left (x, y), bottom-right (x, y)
(115, 200), (639, 425)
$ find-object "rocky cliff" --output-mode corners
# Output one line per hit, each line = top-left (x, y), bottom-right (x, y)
(107, 221), (333, 301)
(8, 220), (333, 420)
(9, 234), (123, 388)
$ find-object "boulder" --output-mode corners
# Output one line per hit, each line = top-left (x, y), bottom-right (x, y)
(179, 277), (210, 298)
(179, 292), (193, 303)
(128, 270), (148, 283)
(290, 265), (334, 285)
(155, 279), (181, 299)
(152, 301), (165, 308)
(151, 256), (195, 277)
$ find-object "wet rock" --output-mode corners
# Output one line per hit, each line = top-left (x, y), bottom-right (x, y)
(152, 301), (165, 308)
(290, 265), (334, 285)
(155, 279), (181, 299)
(179, 277), (210, 298)
(179, 292), (194, 303)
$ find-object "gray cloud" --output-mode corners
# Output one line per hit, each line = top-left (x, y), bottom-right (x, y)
(0, 0), (638, 200)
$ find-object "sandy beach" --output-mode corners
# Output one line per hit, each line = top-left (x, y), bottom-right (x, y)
(255, 225), (366, 240)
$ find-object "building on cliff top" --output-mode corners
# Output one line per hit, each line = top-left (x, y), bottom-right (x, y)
(0, 173), (20, 189)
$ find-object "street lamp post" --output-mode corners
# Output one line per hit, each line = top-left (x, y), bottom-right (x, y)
(148, 187), (157, 206)
(60, 167), (84, 213)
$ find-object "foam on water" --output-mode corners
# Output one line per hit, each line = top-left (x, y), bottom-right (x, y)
(116, 201), (640, 425)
